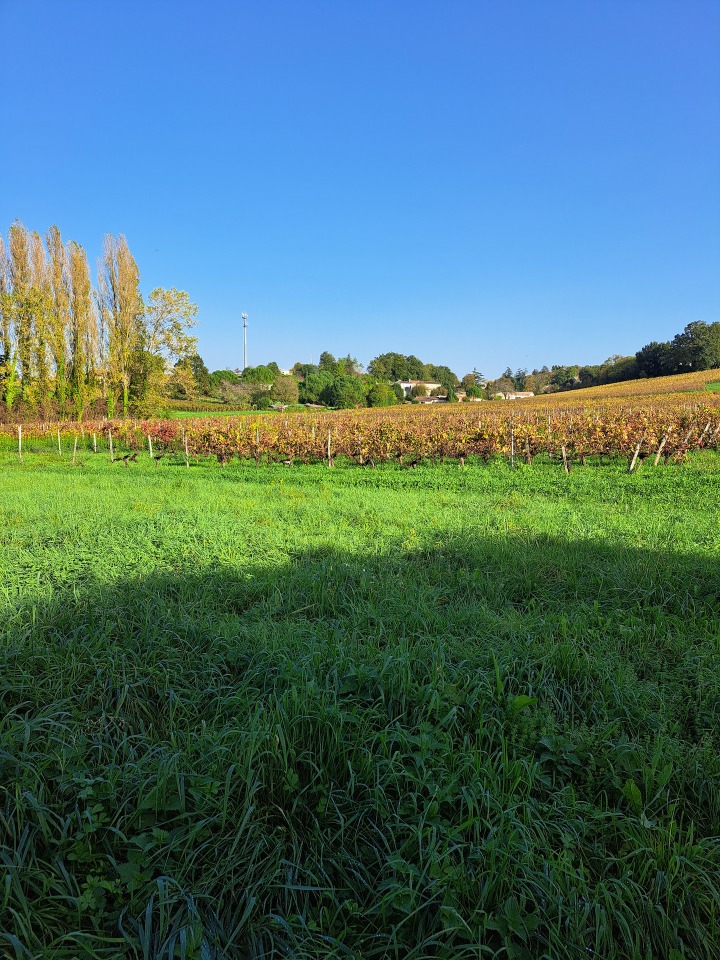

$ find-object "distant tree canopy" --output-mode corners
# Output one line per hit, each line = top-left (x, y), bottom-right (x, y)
(636, 322), (720, 378)
(241, 364), (275, 385)
(367, 352), (460, 388)
(367, 382), (399, 407)
(322, 375), (368, 409)
(189, 353), (211, 395)
(270, 374), (299, 405)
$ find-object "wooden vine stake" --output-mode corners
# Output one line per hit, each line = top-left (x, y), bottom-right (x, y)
(561, 445), (570, 474)
(108, 429), (114, 462)
(148, 434), (153, 459)
(510, 422), (515, 469)
(184, 431), (190, 468)
(628, 437), (643, 473)
(327, 430), (334, 467)
(57, 429), (62, 456)
(93, 432), (97, 454)
(17, 425), (22, 461)
(653, 433), (668, 466)
(72, 436), (78, 465)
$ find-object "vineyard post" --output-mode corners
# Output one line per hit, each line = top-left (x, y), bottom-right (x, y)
(653, 433), (668, 466)
(327, 430), (333, 467)
(72, 436), (78, 465)
(108, 429), (114, 462)
(17, 425), (22, 461)
(628, 437), (643, 474)
(561, 445), (569, 474)
(93, 433), (97, 454)
(510, 421), (515, 469)
(57, 429), (62, 456)
(148, 434), (153, 459)
(184, 431), (190, 469)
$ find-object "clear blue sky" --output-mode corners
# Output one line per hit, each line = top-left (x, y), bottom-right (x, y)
(2, 0), (718, 378)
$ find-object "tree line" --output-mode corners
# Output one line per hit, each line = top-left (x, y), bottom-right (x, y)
(477, 321), (720, 398)
(172, 321), (720, 414)
(0, 221), (198, 419)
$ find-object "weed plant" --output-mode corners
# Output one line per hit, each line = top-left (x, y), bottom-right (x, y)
(1, 453), (719, 958)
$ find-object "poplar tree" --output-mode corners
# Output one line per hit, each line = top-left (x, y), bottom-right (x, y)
(97, 234), (142, 416)
(68, 240), (96, 419)
(30, 231), (52, 410)
(46, 225), (71, 414)
(0, 236), (9, 359)
(0, 236), (15, 406)
(8, 221), (34, 396)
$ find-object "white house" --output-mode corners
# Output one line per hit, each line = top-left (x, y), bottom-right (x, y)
(395, 380), (443, 398)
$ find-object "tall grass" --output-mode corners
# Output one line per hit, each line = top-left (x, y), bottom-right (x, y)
(1, 454), (719, 958)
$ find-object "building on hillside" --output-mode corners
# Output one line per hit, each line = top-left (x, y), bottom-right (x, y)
(415, 394), (447, 404)
(395, 380), (443, 397)
(504, 392), (535, 400)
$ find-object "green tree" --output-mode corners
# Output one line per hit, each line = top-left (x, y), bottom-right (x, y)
(129, 349), (166, 412)
(336, 354), (361, 376)
(318, 351), (338, 375)
(292, 361), (318, 379)
(97, 234), (143, 416)
(322, 375), (367, 408)
(45, 225), (71, 414)
(367, 382), (398, 407)
(67, 241), (96, 419)
(299, 370), (334, 404)
(635, 340), (674, 378)
(143, 287), (198, 362)
(210, 369), (240, 390)
(242, 364), (275, 385)
(368, 352), (409, 381)
(671, 321), (720, 371)
(425, 364), (460, 389)
(189, 353), (212, 395)
(550, 366), (580, 390)
(270, 375), (299, 405)
(8, 220), (34, 398)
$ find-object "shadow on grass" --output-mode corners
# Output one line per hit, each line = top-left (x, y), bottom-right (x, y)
(2, 536), (719, 959)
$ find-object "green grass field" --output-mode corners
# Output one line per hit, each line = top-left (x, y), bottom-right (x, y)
(1, 452), (719, 958)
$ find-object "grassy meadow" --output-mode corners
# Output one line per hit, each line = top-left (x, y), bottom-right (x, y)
(1, 450), (719, 958)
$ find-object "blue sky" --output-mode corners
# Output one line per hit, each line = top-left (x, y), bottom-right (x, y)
(1, 0), (718, 378)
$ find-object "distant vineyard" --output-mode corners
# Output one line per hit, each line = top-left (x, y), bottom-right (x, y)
(531, 367), (720, 403)
(3, 393), (719, 468)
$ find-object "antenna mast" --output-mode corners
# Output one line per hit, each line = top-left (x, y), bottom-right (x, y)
(242, 313), (248, 370)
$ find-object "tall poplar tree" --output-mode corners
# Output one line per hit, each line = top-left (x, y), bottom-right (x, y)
(8, 220), (34, 396)
(0, 236), (9, 359)
(46, 225), (71, 414)
(68, 240), (96, 418)
(30, 231), (52, 409)
(97, 234), (142, 416)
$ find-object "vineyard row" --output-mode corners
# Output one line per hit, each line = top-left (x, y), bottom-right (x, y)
(3, 402), (719, 467)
